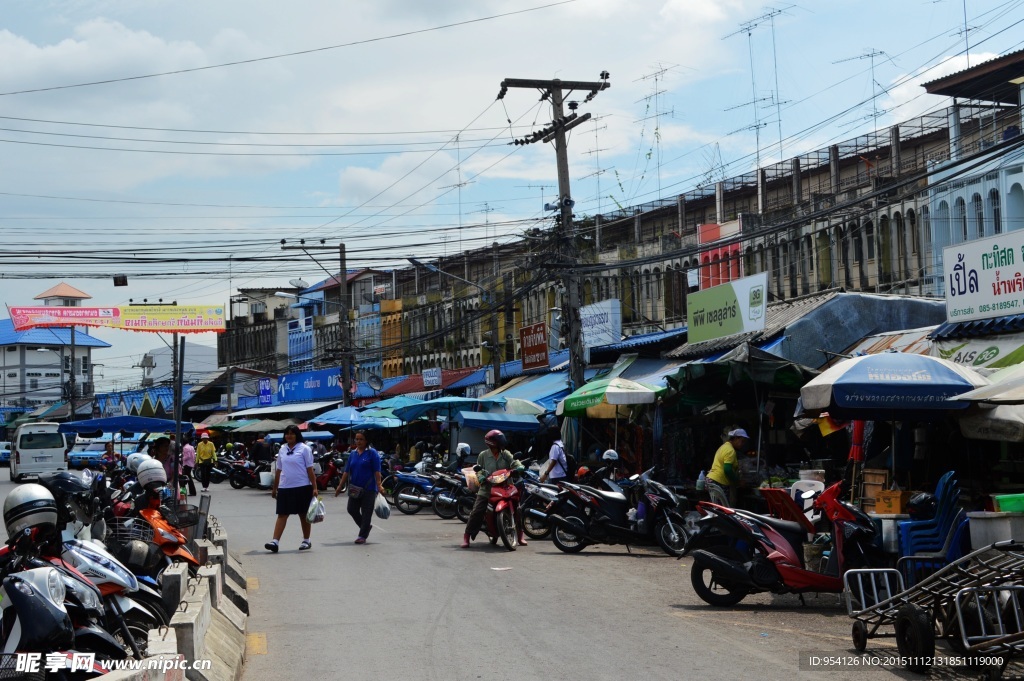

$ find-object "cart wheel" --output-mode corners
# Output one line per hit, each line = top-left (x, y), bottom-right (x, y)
(851, 620), (868, 653)
(894, 604), (935, 673)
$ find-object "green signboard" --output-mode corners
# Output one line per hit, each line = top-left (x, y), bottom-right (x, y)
(686, 273), (767, 344)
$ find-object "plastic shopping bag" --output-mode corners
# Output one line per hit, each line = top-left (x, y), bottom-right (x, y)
(373, 491), (391, 520)
(306, 496), (326, 524)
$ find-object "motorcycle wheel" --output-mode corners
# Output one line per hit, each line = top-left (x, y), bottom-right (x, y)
(112, 608), (156, 659)
(690, 546), (750, 607)
(130, 590), (170, 625)
(432, 491), (458, 520)
(393, 484), (423, 515)
(456, 496), (474, 523)
(498, 509), (518, 551)
(552, 515), (588, 553)
(228, 472), (246, 490)
(521, 499), (552, 540)
(655, 519), (688, 557)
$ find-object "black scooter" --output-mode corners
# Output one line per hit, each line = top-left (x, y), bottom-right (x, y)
(544, 467), (690, 557)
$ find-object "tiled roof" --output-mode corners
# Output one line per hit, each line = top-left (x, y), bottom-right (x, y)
(33, 283), (92, 300)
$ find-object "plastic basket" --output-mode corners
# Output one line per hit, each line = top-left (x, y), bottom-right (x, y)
(164, 503), (201, 529)
(108, 517), (154, 542)
(993, 493), (1024, 513)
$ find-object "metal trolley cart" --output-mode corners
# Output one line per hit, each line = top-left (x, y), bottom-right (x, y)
(843, 541), (1024, 678)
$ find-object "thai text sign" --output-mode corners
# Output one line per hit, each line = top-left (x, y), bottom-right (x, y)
(519, 322), (548, 371)
(580, 299), (622, 349)
(10, 305), (226, 334)
(934, 331), (1024, 369)
(422, 367), (442, 388)
(686, 273), (767, 344)
(943, 232), (1024, 323)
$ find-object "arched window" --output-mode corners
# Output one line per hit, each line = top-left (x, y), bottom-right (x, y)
(972, 193), (984, 238)
(710, 255), (721, 287)
(652, 267), (662, 321)
(865, 222), (875, 260)
(954, 197), (967, 242)
(853, 227), (863, 264)
(1009, 183), (1024, 232)
(989, 189), (1002, 234)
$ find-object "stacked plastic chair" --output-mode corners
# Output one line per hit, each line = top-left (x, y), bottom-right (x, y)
(898, 471), (961, 556)
(897, 509), (970, 586)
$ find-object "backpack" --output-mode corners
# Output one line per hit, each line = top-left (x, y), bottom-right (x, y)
(556, 443), (577, 482)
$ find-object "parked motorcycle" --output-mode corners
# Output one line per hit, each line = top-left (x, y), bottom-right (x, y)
(228, 459), (272, 490)
(519, 479), (560, 540)
(314, 453), (347, 492)
(682, 479), (884, 607)
(545, 467), (689, 557)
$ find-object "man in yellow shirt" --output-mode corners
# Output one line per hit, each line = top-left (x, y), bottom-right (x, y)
(706, 429), (750, 507)
(196, 433), (218, 492)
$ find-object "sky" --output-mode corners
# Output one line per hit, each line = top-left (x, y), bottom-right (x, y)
(2, 0), (1023, 393)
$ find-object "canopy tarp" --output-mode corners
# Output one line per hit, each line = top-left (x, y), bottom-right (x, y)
(668, 342), (818, 406)
(233, 418), (298, 433)
(393, 397), (506, 422)
(58, 415), (195, 436)
(455, 412), (543, 433)
(267, 430), (336, 442)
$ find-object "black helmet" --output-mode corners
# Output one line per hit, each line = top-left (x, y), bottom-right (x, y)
(906, 492), (937, 520)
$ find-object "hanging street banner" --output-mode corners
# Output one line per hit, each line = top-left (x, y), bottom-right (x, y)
(519, 322), (548, 371)
(9, 305), (226, 334)
(686, 273), (767, 344)
(943, 231), (1024, 323)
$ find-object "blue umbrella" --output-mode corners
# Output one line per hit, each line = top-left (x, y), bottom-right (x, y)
(392, 397), (506, 423)
(801, 353), (988, 420)
(58, 415), (195, 435)
(311, 406), (366, 426)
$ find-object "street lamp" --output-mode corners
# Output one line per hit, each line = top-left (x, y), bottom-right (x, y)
(407, 258), (502, 389)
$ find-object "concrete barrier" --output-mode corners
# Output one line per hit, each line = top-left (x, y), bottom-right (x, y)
(160, 563), (188, 619)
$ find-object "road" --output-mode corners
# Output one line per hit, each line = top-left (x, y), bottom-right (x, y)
(0, 475), (1003, 680)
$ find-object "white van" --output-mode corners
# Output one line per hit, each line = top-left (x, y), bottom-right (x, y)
(10, 422), (70, 482)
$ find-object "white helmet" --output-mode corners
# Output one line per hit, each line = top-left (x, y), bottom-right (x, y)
(4, 483), (58, 538)
(602, 449), (620, 461)
(126, 453), (150, 473)
(456, 443), (471, 458)
(136, 459), (167, 490)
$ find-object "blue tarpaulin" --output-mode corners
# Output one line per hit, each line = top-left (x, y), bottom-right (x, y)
(58, 416), (195, 435)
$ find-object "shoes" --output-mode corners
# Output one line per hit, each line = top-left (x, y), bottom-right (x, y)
(265, 540), (279, 553)
(461, 534), (470, 549)
(517, 533), (528, 546)
(299, 540), (312, 551)
(354, 537), (366, 545)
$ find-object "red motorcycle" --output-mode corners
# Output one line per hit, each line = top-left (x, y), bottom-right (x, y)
(315, 453), (347, 492)
(476, 467), (522, 551)
(682, 479), (884, 606)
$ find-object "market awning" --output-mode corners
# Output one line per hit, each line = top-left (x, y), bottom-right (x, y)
(228, 400), (342, 417)
(58, 415), (195, 435)
(455, 412), (543, 433)
(233, 418), (298, 433)
(482, 368), (600, 412)
(379, 368), (479, 397)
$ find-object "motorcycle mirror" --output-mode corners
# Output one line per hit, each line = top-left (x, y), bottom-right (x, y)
(800, 489), (817, 500)
(629, 474), (640, 481)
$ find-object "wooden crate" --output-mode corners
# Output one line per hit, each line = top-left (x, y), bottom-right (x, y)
(861, 480), (884, 513)
(863, 469), (889, 486)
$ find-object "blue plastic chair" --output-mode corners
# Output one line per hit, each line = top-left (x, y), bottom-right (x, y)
(898, 472), (960, 554)
(897, 512), (969, 587)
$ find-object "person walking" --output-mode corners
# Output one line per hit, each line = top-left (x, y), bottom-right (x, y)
(335, 430), (383, 544)
(706, 429), (750, 507)
(266, 424), (317, 553)
(181, 436), (197, 497)
(538, 425), (569, 485)
(196, 433), (218, 492)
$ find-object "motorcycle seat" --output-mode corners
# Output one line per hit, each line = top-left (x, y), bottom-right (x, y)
(734, 509), (805, 536)
(578, 484), (626, 503)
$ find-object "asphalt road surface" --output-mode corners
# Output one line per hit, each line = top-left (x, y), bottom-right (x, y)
(0, 474), (1012, 680)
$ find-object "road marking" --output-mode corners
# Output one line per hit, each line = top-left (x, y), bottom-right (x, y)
(246, 633), (267, 655)
(246, 577), (259, 591)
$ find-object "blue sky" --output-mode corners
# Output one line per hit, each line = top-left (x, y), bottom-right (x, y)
(2, 0), (1022, 391)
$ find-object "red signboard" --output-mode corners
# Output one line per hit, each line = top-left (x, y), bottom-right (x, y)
(519, 322), (549, 371)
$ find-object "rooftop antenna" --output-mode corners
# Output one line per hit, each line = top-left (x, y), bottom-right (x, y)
(437, 133), (475, 253)
(581, 115), (610, 217)
(473, 203), (495, 247)
(634, 64), (679, 199)
(833, 49), (894, 139)
(724, 6), (794, 167)
(516, 184), (556, 212)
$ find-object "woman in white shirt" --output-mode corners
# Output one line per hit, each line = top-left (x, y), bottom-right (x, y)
(265, 425), (318, 552)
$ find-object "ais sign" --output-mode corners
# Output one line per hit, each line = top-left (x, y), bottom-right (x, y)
(686, 273), (767, 344)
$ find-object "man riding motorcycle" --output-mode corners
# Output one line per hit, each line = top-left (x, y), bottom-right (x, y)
(462, 430), (527, 549)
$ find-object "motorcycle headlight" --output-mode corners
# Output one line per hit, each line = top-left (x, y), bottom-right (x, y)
(47, 568), (66, 604)
(62, 575), (102, 610)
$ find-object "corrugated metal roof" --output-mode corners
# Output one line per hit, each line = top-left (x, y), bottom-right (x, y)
(931, 314), (1024, 339)
(841, 326), (936, 356)
(593, 327), (688, 352)
(666, 290), (841, 360)
(0, 319), (111, 348)
(379, 368), (478, 397)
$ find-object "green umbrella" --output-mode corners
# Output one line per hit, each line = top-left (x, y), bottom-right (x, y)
(556, 377), (666, 418)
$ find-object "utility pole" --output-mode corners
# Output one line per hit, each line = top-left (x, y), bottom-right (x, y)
(280, 240), (352, 406)
(68, 326), (76, 417)
(498, 73), (610, 391)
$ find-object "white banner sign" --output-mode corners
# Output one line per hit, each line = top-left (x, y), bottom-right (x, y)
(422, 367), (442, 388)
(943, 232), (1024, 323)
(933, 331), (1024, 369)
(686, 273), (767, 344)
(580, 299), (622, 349)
